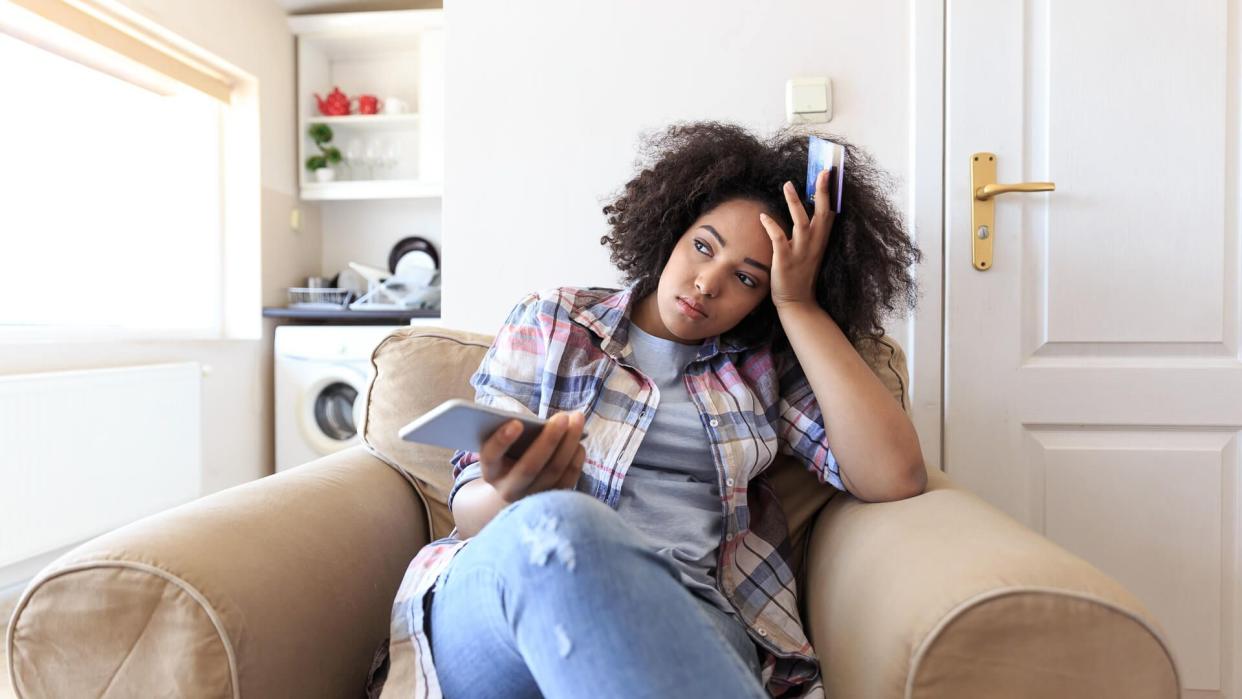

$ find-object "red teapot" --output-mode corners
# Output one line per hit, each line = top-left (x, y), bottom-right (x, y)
(314, 87), (350, 116)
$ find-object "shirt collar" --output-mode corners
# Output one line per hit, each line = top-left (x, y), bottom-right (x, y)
(573, 279), (765, 363)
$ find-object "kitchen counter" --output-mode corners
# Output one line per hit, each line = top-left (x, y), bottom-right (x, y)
(262, 306), (440, 325)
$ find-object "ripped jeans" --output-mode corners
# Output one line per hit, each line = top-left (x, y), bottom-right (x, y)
(427, 489), (768, 699)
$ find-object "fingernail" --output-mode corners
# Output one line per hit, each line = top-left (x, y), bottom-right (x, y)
(505, 422), (520, 437)
(759, 212), (769, 221)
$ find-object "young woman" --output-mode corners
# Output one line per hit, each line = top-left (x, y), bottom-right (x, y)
(397, 121), (925, 699)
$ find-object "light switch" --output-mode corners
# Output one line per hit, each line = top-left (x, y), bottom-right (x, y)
(785, 77), (833, 125)
(792, 83), (826, 112)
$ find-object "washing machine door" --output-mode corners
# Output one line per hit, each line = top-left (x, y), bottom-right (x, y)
(300, 372), (368, 456)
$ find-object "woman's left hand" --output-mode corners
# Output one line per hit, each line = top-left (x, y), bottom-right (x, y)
(759, 168), (836, 309)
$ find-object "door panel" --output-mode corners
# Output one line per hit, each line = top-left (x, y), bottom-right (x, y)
(945, 1), (1240, 695)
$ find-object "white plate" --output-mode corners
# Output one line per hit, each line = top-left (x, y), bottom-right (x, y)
(335, 267), (369, 295)
(394, 250), (438, 281)
(393, 263), (438, 287)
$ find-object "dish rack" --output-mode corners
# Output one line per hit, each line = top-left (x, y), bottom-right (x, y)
(348, 275), (440, 311)
(287, 287), (352, 309)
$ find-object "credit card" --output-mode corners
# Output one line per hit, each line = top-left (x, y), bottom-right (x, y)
(806, 135), (845, 214)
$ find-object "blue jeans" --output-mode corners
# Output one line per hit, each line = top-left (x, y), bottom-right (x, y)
(427, 489), (767, 699)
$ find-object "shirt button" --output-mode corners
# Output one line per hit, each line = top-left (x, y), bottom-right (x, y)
(709, 418), (719, 427)
(758, 628), (768, 637)
(725, 477), (735, 487)
(725, 532), (734, 541)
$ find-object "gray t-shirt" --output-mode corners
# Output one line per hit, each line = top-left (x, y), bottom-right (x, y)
(613, 322), (734, 615)
(449, 323), (734, 616)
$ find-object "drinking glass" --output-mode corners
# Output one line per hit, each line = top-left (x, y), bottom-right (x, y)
(364, 139), (383, 180)
(383, 139), (402, 177)
(344, 138), (364, 180)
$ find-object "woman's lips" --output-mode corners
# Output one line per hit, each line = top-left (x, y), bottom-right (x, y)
(676, 297), (707, 319)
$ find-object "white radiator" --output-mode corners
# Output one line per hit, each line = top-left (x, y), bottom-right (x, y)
(0, 362), (202, 570)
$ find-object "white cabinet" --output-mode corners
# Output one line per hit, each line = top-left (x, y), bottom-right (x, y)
(289, 10), (444, 201)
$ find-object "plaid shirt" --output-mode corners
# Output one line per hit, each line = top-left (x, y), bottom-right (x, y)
(392, 281), (847, 698)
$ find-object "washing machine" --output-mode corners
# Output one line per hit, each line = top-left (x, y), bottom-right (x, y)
(274, 325), (398, 472)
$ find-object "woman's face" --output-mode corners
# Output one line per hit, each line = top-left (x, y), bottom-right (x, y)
(632, 198), (775, 344)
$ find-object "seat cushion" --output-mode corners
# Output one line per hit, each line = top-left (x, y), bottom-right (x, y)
(361, 326), (496, 541)
(361, 326), (913, 570)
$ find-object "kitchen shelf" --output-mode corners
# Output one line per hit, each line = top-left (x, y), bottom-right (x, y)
(306, 113), (420, 130)
(293, 8), (443, 201)
(299, 179), (442, 200)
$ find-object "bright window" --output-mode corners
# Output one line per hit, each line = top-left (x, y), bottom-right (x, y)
(0, 32), (225, 335)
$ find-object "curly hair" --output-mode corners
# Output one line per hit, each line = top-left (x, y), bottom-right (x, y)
(598, 120), (923, 353)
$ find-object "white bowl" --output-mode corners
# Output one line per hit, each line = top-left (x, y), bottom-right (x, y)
(393, 264), (438, 287)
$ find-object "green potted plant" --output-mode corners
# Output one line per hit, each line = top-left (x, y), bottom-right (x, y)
(305, 123), (342, 182)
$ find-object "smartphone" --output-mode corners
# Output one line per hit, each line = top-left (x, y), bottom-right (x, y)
(397, 398), (588, 460)
(805, 135), (845, 214)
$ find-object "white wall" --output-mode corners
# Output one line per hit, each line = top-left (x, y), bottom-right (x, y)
(440, 0), (916, 336)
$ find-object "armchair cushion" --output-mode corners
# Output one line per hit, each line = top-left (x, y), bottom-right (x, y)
(360, 327), (496, 541)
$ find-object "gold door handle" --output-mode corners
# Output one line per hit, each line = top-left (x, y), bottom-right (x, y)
(975, 181), (1056, 200)
(970, 153), (1056, 271)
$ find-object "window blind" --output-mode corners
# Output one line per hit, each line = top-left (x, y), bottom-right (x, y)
(3, 0), (232, 102)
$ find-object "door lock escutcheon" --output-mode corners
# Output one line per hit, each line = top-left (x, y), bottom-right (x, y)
(970, 153), (1055, 271)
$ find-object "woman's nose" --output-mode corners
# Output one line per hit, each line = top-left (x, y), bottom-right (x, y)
(695, 275), (719, 297)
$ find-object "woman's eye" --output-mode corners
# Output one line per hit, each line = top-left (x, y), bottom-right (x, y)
(694, 240), (756, 288)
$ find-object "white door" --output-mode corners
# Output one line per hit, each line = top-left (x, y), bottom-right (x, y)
(944, 1), (1239, 697)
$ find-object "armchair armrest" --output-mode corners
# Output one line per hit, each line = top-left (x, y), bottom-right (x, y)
(801, 467), (1181, 698)
(6, 445), (429, 699)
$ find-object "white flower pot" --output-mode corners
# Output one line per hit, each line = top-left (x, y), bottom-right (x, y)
(313, 168), (335, 183)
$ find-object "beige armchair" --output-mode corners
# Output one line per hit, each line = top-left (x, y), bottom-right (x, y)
(6, 326), (1181, 698)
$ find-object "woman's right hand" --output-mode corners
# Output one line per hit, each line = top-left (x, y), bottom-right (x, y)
(477, 411), (586, 503)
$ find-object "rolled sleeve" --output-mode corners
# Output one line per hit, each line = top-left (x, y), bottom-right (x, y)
(775, 349), (848, 494)
(446, 290), (553, 506)
(446, 462), (483, 510)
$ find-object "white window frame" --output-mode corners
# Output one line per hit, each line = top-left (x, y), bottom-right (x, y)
(0, 0), (261, 342)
